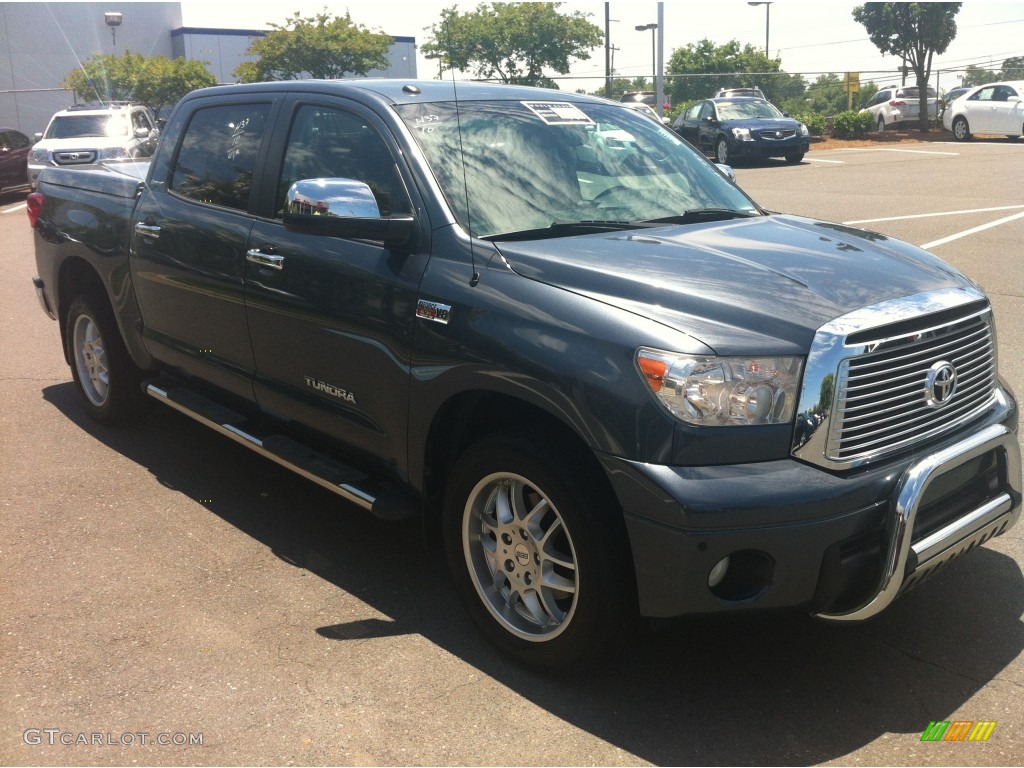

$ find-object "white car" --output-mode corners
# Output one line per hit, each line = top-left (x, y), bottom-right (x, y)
(943, 80), (1024, 141)
(860, 85), (939, 131)
(28, 103), (158, 188)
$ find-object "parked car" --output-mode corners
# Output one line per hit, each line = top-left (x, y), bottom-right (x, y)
(943, 80), (1024, 141)
(0, 127), (32, 194)
(621, 90), (656, 106)
(28, 103), (159, 188)
(860, 85), (939, 131)
(938, 86), (971, 120)
(672, 97), (809, 164)
(622, 101), (669, 124)
(713, 87), (765, 99)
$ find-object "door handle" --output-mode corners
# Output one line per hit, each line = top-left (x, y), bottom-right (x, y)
(134, 222), (161, 239)
(246, 248), (284, 270)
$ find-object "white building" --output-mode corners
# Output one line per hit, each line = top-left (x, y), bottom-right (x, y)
(0, 2), (417, 135)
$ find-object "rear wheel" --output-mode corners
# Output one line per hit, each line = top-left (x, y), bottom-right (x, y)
(66, 293), (150, 425)
(877, 116), (886, 133)
(443, 429), (639, 669)
(952, 116), (972, 141)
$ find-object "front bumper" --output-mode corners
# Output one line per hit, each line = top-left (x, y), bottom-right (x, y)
(732, 138), (809, 160)
(603, 387), (1020, 619)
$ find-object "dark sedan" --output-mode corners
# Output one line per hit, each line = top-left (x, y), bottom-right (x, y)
(672, 97), (809, 165)
(0, 127), (31, 194)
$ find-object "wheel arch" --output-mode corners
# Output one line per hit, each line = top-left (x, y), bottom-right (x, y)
(56, 255), (154, 371)
(419, 390), (618, 537)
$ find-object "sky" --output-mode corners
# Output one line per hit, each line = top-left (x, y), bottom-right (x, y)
(178, 0), (1024, 92)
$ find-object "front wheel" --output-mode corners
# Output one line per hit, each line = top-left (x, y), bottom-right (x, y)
(714, 137), (730, 165)
(66, 293), (150, 425)
(952, 116), (972, 141)
(443, 430), (639, 669)
(784, 152), (804, 164)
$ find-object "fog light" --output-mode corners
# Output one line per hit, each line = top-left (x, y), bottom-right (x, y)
(708, 556), (730, 588)
(707, 549), (775, 602)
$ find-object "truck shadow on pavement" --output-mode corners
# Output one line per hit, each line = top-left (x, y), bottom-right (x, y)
(44, 382), (1024, 766)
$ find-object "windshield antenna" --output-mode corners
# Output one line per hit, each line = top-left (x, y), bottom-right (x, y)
(447, 35), (480, 287)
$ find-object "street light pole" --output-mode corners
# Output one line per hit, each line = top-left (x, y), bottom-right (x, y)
(747, 1), (772, 58)
(635, 22), (657, 110)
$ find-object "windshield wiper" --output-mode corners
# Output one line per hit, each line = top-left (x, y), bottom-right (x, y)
(639, 209), (762, 225)
(486, 220), (660, 242)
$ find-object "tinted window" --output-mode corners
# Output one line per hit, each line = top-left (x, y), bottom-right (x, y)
(276, 105), (408, 217)
(170, 103), (271, 211)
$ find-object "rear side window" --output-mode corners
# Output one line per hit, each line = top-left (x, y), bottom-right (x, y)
(170, 102), (271, 211)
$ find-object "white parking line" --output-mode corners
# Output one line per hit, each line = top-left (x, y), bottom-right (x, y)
(805, 157), (846, 164)
(920, 210), (1024, 249)
(1, 203), (26, 214)
(837, 148), (960, 156)
(845, 204), (1024, 225)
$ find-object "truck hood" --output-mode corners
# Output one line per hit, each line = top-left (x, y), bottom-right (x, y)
(492, 214), (971, 354)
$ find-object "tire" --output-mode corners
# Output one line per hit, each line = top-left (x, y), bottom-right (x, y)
(714, 136), (730, 165)
(877, 116), (886, 133)
(66, 293), (150, 425)
(443, 429), (639, 670)
(784, 152), (804, 164)
(952, 116), (972, 141)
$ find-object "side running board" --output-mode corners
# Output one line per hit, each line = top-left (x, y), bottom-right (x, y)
(145, 382), (417, 520)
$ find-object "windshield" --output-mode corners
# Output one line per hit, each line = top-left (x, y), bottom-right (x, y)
(716, 100), (783, 120)
(396, 99), (757, 238)
(46, 114), (128, 139)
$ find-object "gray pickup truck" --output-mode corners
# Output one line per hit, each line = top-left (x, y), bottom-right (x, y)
(30, 80), (1021, 669)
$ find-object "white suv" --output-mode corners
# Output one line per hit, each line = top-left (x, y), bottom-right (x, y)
(28, 103), (158, 188)
(861, 85), (939, 131)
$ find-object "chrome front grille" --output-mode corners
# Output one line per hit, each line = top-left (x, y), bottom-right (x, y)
(759, 129), (796, 140)
(828, 311), (996, 463)
(792, 287), (999, 469)
(55, 150), (96, 165)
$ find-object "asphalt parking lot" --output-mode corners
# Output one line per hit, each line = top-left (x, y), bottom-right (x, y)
(1, 139), (1022, 766)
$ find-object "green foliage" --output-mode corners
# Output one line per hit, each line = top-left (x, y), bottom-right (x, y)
(423, 2), (603, 87)
(1000, 56), (1024, 80)
(830, 110), (874, 139)
(793, 112), (826, 136)
(961, 64), (999, 87)
(233, 11), (391, 82)
(852, 2), (962, 130)
(64, 51), (216, 114)
(665, 39), (804, 105)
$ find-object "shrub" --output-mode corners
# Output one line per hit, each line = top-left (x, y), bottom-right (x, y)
(793, 112), (826, 136)
(830, 110), (874, 139)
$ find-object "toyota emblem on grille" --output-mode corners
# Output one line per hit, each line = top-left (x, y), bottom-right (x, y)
(925, 361), (957, 407)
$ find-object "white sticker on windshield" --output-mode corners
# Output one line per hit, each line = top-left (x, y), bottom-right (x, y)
(521, 101), (594, 125)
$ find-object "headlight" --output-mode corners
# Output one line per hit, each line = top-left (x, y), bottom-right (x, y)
(730, 127), (753, 141)
(97, 147), (129, 160)
(799, 123), (809, 137)
(28, 148), (49, 164)
(636, 348), (803, 427)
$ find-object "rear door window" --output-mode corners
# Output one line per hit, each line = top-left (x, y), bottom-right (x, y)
(170, 102), (271, 211)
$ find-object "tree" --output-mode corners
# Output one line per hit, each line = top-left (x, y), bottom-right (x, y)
(664, 39), (804, 106)
(233, 11), (392, 82)
(1000, 56), (1024, 80)
(961, 64), (999, 87)
(64, 52), (216, 115)
(422, 2), (603, 88)
(853, 2), (962, 131)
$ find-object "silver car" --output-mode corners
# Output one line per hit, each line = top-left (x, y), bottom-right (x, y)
(28, 103), (158, 188)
